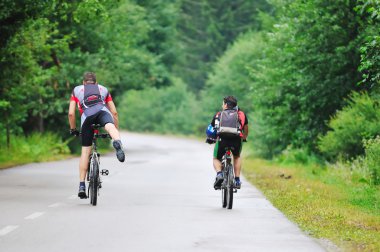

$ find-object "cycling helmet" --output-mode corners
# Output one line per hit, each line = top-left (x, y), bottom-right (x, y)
(206, 124), (217, 138)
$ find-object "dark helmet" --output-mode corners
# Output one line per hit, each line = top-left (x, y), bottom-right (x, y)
(223, 96), (237, 108)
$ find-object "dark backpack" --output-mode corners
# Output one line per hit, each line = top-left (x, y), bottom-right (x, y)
(81, 84), (105, 116)
(216, 109), (241, 137)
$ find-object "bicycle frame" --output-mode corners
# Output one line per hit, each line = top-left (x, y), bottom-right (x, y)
(222, 149), (235, 188)
(86, 126), (110, 206)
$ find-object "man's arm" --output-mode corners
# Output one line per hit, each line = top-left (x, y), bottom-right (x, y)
(243, 124), (249, 140)
(68, 100), (77, 129)
(107, 101), (119, 129)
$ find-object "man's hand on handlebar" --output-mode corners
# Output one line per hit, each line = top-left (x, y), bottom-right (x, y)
(70, 128), (80, 136)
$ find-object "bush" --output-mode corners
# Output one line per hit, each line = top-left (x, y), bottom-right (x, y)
(0, 132), (70, 167)
(318, 92), (380, 160)
(118, 78), (201, 135)
(276, 146), (322, 166)
(361, 137), (380, 185)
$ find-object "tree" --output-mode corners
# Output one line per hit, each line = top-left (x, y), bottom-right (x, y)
(250, 0), (365, 156)
(174, 0), (271, 92)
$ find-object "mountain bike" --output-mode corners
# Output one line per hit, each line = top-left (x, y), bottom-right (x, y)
(221, 147), (237, 209)
(84, 124), (111, 206)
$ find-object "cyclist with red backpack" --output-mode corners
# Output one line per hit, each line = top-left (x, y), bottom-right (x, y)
(68, 72), (125, 199)
(206, 96), (249, 189)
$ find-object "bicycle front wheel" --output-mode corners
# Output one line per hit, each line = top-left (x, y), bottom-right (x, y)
(90, 157), (99, 206)
(226, 185), (233, 209)
(222, 188), (227, 208)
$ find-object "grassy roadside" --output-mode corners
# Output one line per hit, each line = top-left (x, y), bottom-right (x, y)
(0, 133), (72, 169)
(0, 132), (114, 169)
(243, 158), (380, 251)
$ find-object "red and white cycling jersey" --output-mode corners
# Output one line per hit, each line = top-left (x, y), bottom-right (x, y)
(70, 84), (113, 125)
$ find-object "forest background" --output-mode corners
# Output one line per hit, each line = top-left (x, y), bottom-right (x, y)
(2, 0), (380, 181)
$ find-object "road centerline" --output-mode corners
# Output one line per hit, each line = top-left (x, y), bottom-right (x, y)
(24, 212), (45, 220)
(0, 225), (19, 236)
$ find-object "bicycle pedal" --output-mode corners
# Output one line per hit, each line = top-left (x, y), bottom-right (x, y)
(101, 169), (109, 176)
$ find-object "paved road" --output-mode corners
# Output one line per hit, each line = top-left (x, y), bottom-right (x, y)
(0, 132), (325, 252)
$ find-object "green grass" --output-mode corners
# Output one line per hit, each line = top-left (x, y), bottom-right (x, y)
(0, 133), (71, 169)
(244, 158), (380, 251)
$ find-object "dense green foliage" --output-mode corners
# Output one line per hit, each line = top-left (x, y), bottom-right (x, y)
(198, 0), (380, 162)
(362, 137), (380, 185)
(2, 0), (380, 181)
(319, 92), (380, 159)
(174, 0), (271, 91)
(0, 0), (177, 148)
(0, 132), (70, 168)
(119, 79), (200, 134)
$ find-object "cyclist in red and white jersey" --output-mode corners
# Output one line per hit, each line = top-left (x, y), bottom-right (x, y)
(68, 72), (125, 199)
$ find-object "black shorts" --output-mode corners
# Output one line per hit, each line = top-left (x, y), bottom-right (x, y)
(81, 110), (114, 146)
(213, 137), (242, 161)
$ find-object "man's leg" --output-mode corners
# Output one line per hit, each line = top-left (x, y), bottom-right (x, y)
(233, 156), (241, 178)
(213, 157), (224, 189)
(213, 158), (222, 172)
(104, 122), (125, 162)
(104, 123), (121, 141)
(233, 156), (242, 188)
(213, 140), (224, 189)
(79, 147), (92, 181)
(78, 146), (91, 198)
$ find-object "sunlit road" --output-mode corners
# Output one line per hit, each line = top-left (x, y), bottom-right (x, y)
(0, 132), (325, 252)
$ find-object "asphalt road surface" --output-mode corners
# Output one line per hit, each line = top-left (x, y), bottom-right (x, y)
(0, 132), (325, 252)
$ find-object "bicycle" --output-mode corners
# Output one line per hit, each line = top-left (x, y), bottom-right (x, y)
(82, 124), (111, 206)
(220, 147), (237, 209)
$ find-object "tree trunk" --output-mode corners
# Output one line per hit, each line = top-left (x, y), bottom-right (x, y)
(39, 96), (44, 133)
(5, 111), (10, 149)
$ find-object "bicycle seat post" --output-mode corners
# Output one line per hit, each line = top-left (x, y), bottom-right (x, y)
(92, 124), (100, 153)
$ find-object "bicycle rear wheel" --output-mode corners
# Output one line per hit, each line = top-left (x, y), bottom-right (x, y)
(226, 165), (234, 209)
(86, 156), (92, 182)
(90, 156), (99, 206)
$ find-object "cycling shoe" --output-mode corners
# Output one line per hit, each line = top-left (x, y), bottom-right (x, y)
(78, 185), (87, 199)
(113, 140), (125, 162)
(214, 173), (224, 190)
(234, 180), (242, 189)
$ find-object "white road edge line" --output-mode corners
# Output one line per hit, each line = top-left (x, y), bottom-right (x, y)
(24, 212), (45, 220)
(0, 225), (19, 236)
(48, 202), (63, 208)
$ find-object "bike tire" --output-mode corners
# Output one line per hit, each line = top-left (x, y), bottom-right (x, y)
(90, 157), (99, 206)
(227, 165), (234, 209)
(222, 188), (227, 208)
(86, 156), (92, 182)
(227, 186), (233, 209)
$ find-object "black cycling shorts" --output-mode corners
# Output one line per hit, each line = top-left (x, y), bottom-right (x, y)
(213, 137), (242, 161)
(81, 110), (114, 146)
